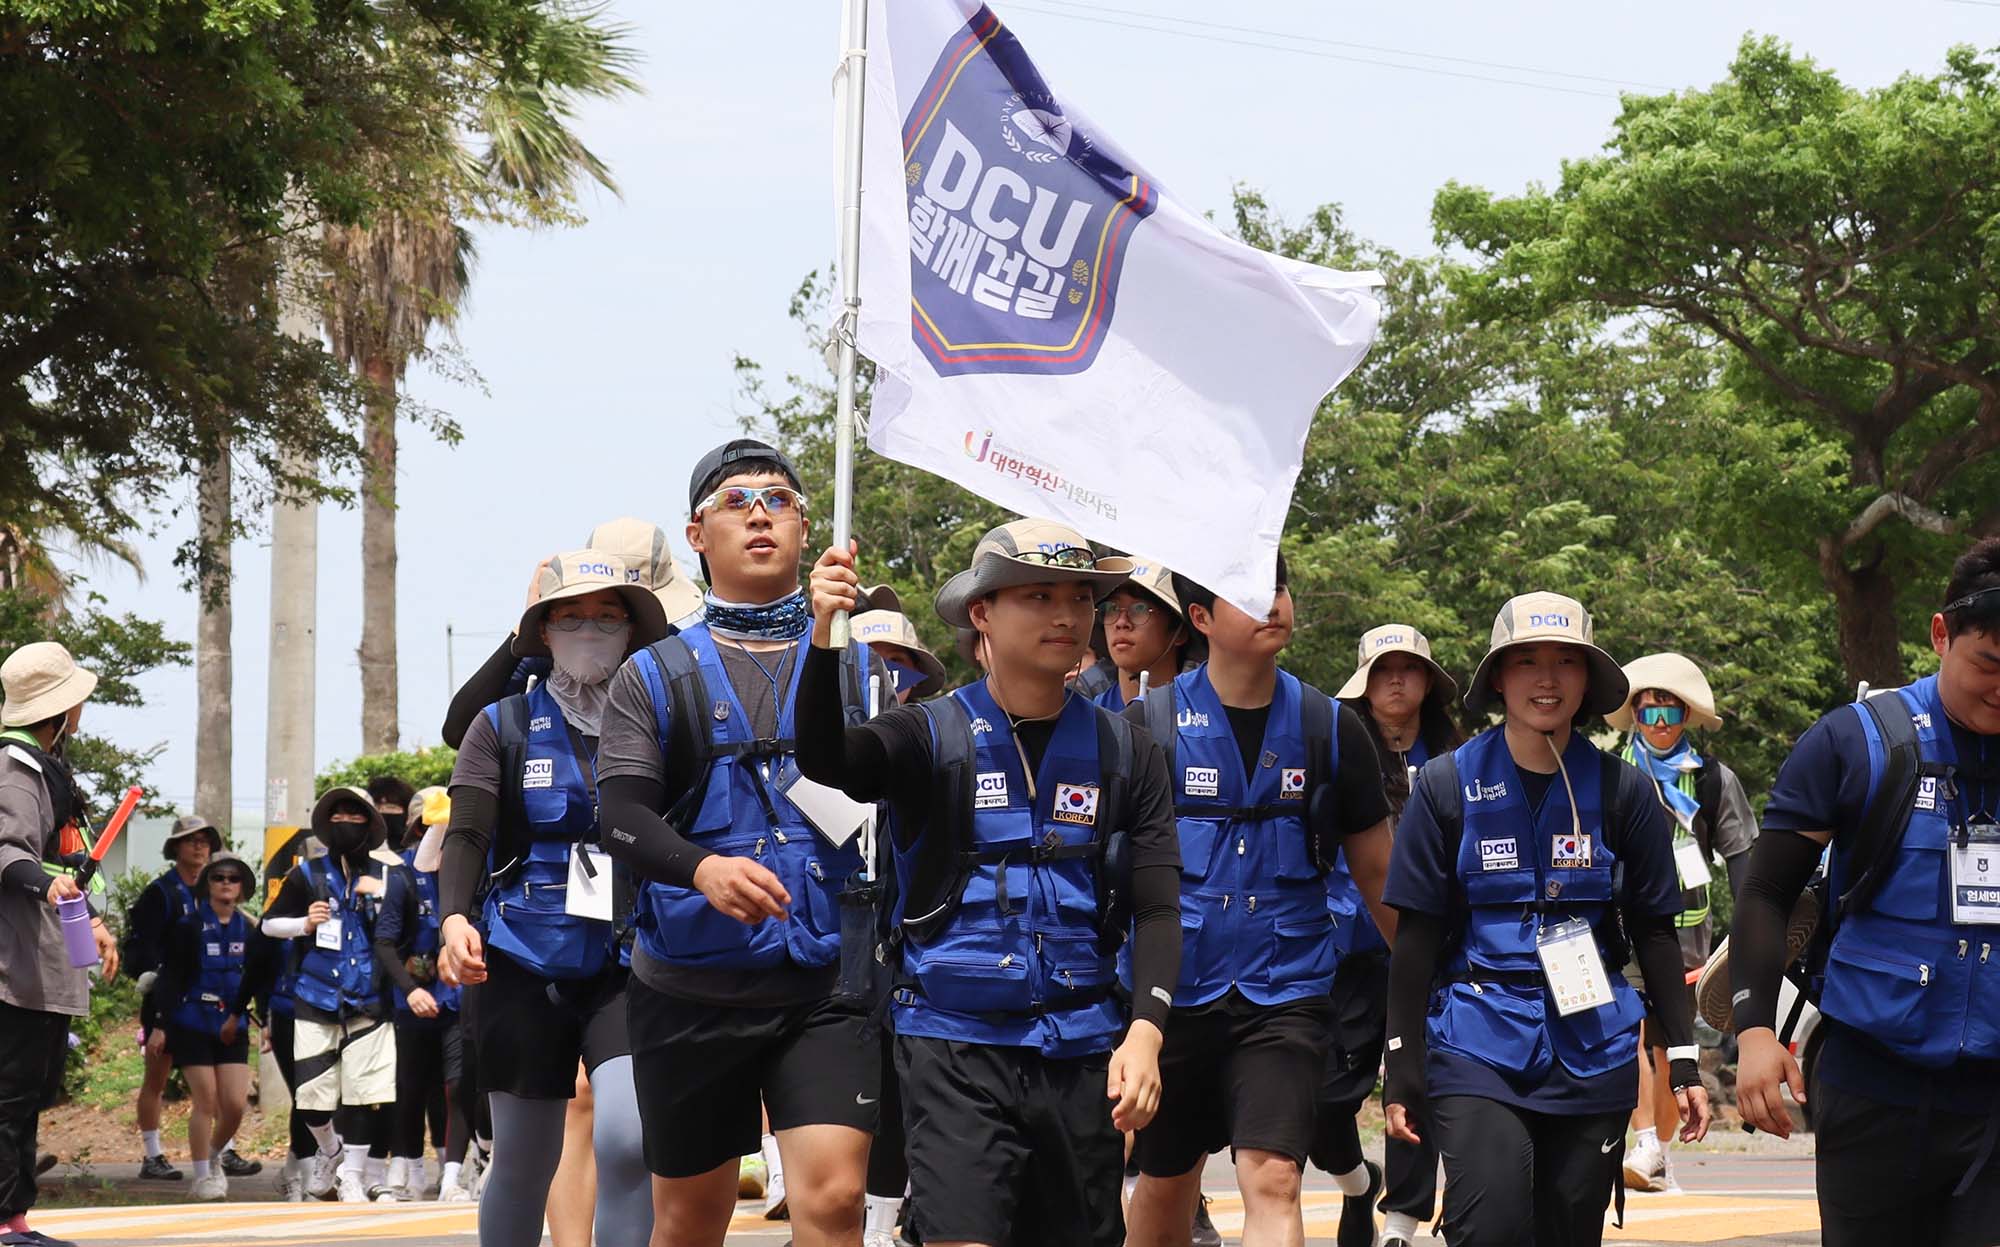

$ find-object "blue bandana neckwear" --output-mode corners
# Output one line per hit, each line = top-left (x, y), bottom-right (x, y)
(1629, 734), (1703, 832)
(703, 590), (811, 642)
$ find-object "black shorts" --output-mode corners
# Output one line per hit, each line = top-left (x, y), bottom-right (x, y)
(896, 1035), (1124, 1247)
(1433, 1095), (1627, 1246)
(1134, 993), (1332, 1177)
(1814, 1071), (2000, 1246)
(472, 948), (629, 1100)
(394, 1018), (466, 1087)
(167, 1024), (250, 1068)
(1319, 948), (1389, 1107)
(627, 976), (877, 1179)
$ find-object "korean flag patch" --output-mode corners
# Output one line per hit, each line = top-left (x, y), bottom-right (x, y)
(1053, 783), (1100, 825)
(1279, 768), (1307, 799)
(1551, 833), (1593, 869)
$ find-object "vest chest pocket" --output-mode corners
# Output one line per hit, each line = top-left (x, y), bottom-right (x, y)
(1463, 865), (1538, 908)
(1430, 981), (1552, 1082)
(1269, 914), (1335, 985)
(1868, 844), (1944, 922)
(1039, 931), (1112, 997)
(1272, 817), (1321, 882)
(1546, 864), (1614, 904)
(522, 784), (575, 830)
(1821, 934), (1937, 1052)
(1176, 819), (1224, 882)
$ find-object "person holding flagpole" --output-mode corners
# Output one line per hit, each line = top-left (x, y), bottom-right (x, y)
(596, 439), (889, 1247)
(797, 518), (1184, 1247)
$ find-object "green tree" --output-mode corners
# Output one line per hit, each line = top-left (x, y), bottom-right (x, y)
(0, 587), (190, 816)
(317, 746), (457, 795)
(1432, 38), (2000, 687)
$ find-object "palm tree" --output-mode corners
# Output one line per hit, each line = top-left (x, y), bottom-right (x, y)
(323, 8), (638, 754)
(194, 440), (232, 824)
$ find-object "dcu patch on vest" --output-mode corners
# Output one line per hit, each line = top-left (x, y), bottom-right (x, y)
(1184, 766), (1220, 799)
(1280, 768), (1306, 798)
(522, 758), (554, 790)
(1915, 776), (1938, 811)
(1053, 783), (1099, 824)
(900, 5), (1159, 378)
(1551, 834), (1593, 869)
(1479, 837), (1519, 871)
(975, 771), (1010, 809)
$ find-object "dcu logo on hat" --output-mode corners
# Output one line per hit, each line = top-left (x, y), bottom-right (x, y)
(900, 6), (1157, 378)
(1052, 783), (1099, 825)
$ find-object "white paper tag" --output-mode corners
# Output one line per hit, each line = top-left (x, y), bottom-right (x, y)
(779, 769), (872, 850)
(315, 917), (343, 951)
(1674, 838), (1713, 890)
(1948, 825), (2000, 925)
(1537, 918), (1613, 1016)
(566, 846), (615, 922)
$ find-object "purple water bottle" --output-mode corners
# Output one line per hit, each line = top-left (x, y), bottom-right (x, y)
(57, 893), (98, 968)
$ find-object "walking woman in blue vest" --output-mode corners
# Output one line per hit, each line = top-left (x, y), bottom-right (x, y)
(434, 550), (667, 1247)
(1093, 559), (1191, 713)
(123, 814), (219, 1183)
(1314, 625), (1462, 1247)
(1734, 539), (2000, 1246)
(1382, 593), (1710, 1247)
(1125, 559), (1399, 1247)
(796, 517), (1183, 1247)
(150, 852), (276, 1201)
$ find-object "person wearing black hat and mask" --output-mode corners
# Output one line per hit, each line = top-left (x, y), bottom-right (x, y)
(596, 438), (891, 1247)
(149, 853), (276, 1201)
(260, 787), (400, 1203)
(123, 813), (222, 1181)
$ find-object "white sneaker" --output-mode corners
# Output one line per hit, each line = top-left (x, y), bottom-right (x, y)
(1621, 1138), (1667, 1192)
(306, 1151), (342, 1200)
(438, 1180), (473, 1203)
(337, 1170), (371, 1203)
(189, 1172), (227, 1202)
(763, 1155), (788, 1220)
(863, 1232), (908, 1247)
(369, 1183), (415, 1203)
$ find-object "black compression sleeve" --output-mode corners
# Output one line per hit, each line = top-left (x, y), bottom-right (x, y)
(599, 773), (712, 890)
(794, 644), (935, 820)
(439, 786), (499, 921)
(442, 637), (520, 750)
(2, 857), (47, 899)
(1628, 912), (1694, 1053)
(1725, 848), (1750, 901)
(1384, 908), (1447, 1110)
(1127, 862), (1180, 1033)
(1730, 829), (1825, 1034)
(374, 935), (420, 993)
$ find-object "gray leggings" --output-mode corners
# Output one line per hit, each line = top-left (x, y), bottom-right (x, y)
(478, 1056), (652, 1247)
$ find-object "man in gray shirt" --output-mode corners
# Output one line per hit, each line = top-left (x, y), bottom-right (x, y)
(1, 641), (118, 1247)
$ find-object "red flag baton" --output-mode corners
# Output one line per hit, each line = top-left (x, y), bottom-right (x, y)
(75, 786), (142, 888)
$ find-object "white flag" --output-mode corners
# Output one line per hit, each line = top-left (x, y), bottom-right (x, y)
(850, 0), (1382, 616)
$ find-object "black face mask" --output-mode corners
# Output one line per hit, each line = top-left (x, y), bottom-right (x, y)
(319, 819), (373, 858)
(379, 809), (407, 846)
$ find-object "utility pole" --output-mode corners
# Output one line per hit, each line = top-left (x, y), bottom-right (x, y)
(264, 297), (320, 870)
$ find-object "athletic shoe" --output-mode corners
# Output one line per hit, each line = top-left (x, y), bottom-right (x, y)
(217, 1147), (263, 1177)
(439, 1180), (473, 1202)
(862, 1232), (914, 1247)
(463, 1138), (489, 1198)
(139, 1153), (184, 1181)
(1337, 1159), (1382, 1247)
(370, 1182), (415, 1203)
(280, 1172), (306, 1202)
(1192, 1193), (1224, 1247)
(337, 1170), (371, 1203)
(738, 1154), (769, 1200)
(764, 1166), (789, 1221)
(190, 1172), (228, 1202)
(1381, 1235), (1414, 1247)
(1621, 1138), (1667, 1192)
(306, 1151), (342, 1200)
(2, 1230), (82, 1247)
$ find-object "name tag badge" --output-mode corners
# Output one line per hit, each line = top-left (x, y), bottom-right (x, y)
(566, 846), (615, 922)
(1948, 822), (2000, 925)
(315, 916), (344, 951)
(1536, 918), (1614, 1016)
(1674, 838), (1713, 890)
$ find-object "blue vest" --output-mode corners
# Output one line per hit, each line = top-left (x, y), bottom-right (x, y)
(630, 625), (866, 972)
(1161, 666), (1338, 1007)
(160, 871), (198, 925)
(396, 848), (462, 1015)
(1428, 727), (1645, 1083)
(483, 683), (617, 981)
(293, 855), (381, 1015)
(893, 683), (1124, 1056)
(1329, 737), (1427, 962)
(1823, 675), (2000, 1068)
(1092, 682), (1127, 712)
(171, 906), (247, 1037)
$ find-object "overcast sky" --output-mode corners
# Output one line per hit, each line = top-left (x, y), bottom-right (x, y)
(64, 0), (1996, 823)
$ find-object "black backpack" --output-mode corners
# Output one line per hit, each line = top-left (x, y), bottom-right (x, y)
(1140, 680), (1345, 873)
(895, 694), (1139, 954)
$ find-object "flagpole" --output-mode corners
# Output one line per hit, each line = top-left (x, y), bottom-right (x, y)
(830, 0), (870, 648)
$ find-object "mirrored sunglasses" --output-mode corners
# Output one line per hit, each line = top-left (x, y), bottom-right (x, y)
(696, 484), (808, 518)
(1638, 705), (1686, 727)
(1013, 546), (1098, 570)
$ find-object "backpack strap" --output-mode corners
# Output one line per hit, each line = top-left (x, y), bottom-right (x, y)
(1841, 692), (1934, 922)
(640, 636), (719, 835)
(1419, 752), (1464, 881)
(1598, 751), (1633, 972)
(1143, 681), (1178, 785)
(1093, 706), (1138, 954)
(902, 696), (975, 944)
(1069, 662), (1115, 701)
(492, 695), (532, 881)
(1300, 685), (1340, 872)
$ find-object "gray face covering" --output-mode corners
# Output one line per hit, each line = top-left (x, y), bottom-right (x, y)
(545, 625), (631, 737)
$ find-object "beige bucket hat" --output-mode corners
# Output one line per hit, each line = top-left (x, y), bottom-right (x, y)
(852, 585), (948, 699)
(1465, 592), (1628, 718)
(934, 519), (1134, 628)
(585, 516), (706, 624)
(1111, 557), (1183, 620)
(1, 641), (98, 727)
(163, 813), (224, 858)
(1605, 652), (1723, 733)
(1335, 624), (1459, 702)
(513, 550), (671, 658)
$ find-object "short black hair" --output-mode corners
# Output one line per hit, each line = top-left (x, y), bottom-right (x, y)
(1943, 537), (2000, 640)
(366, 775), (415, 809)
(1172, 551), (1288, 621)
